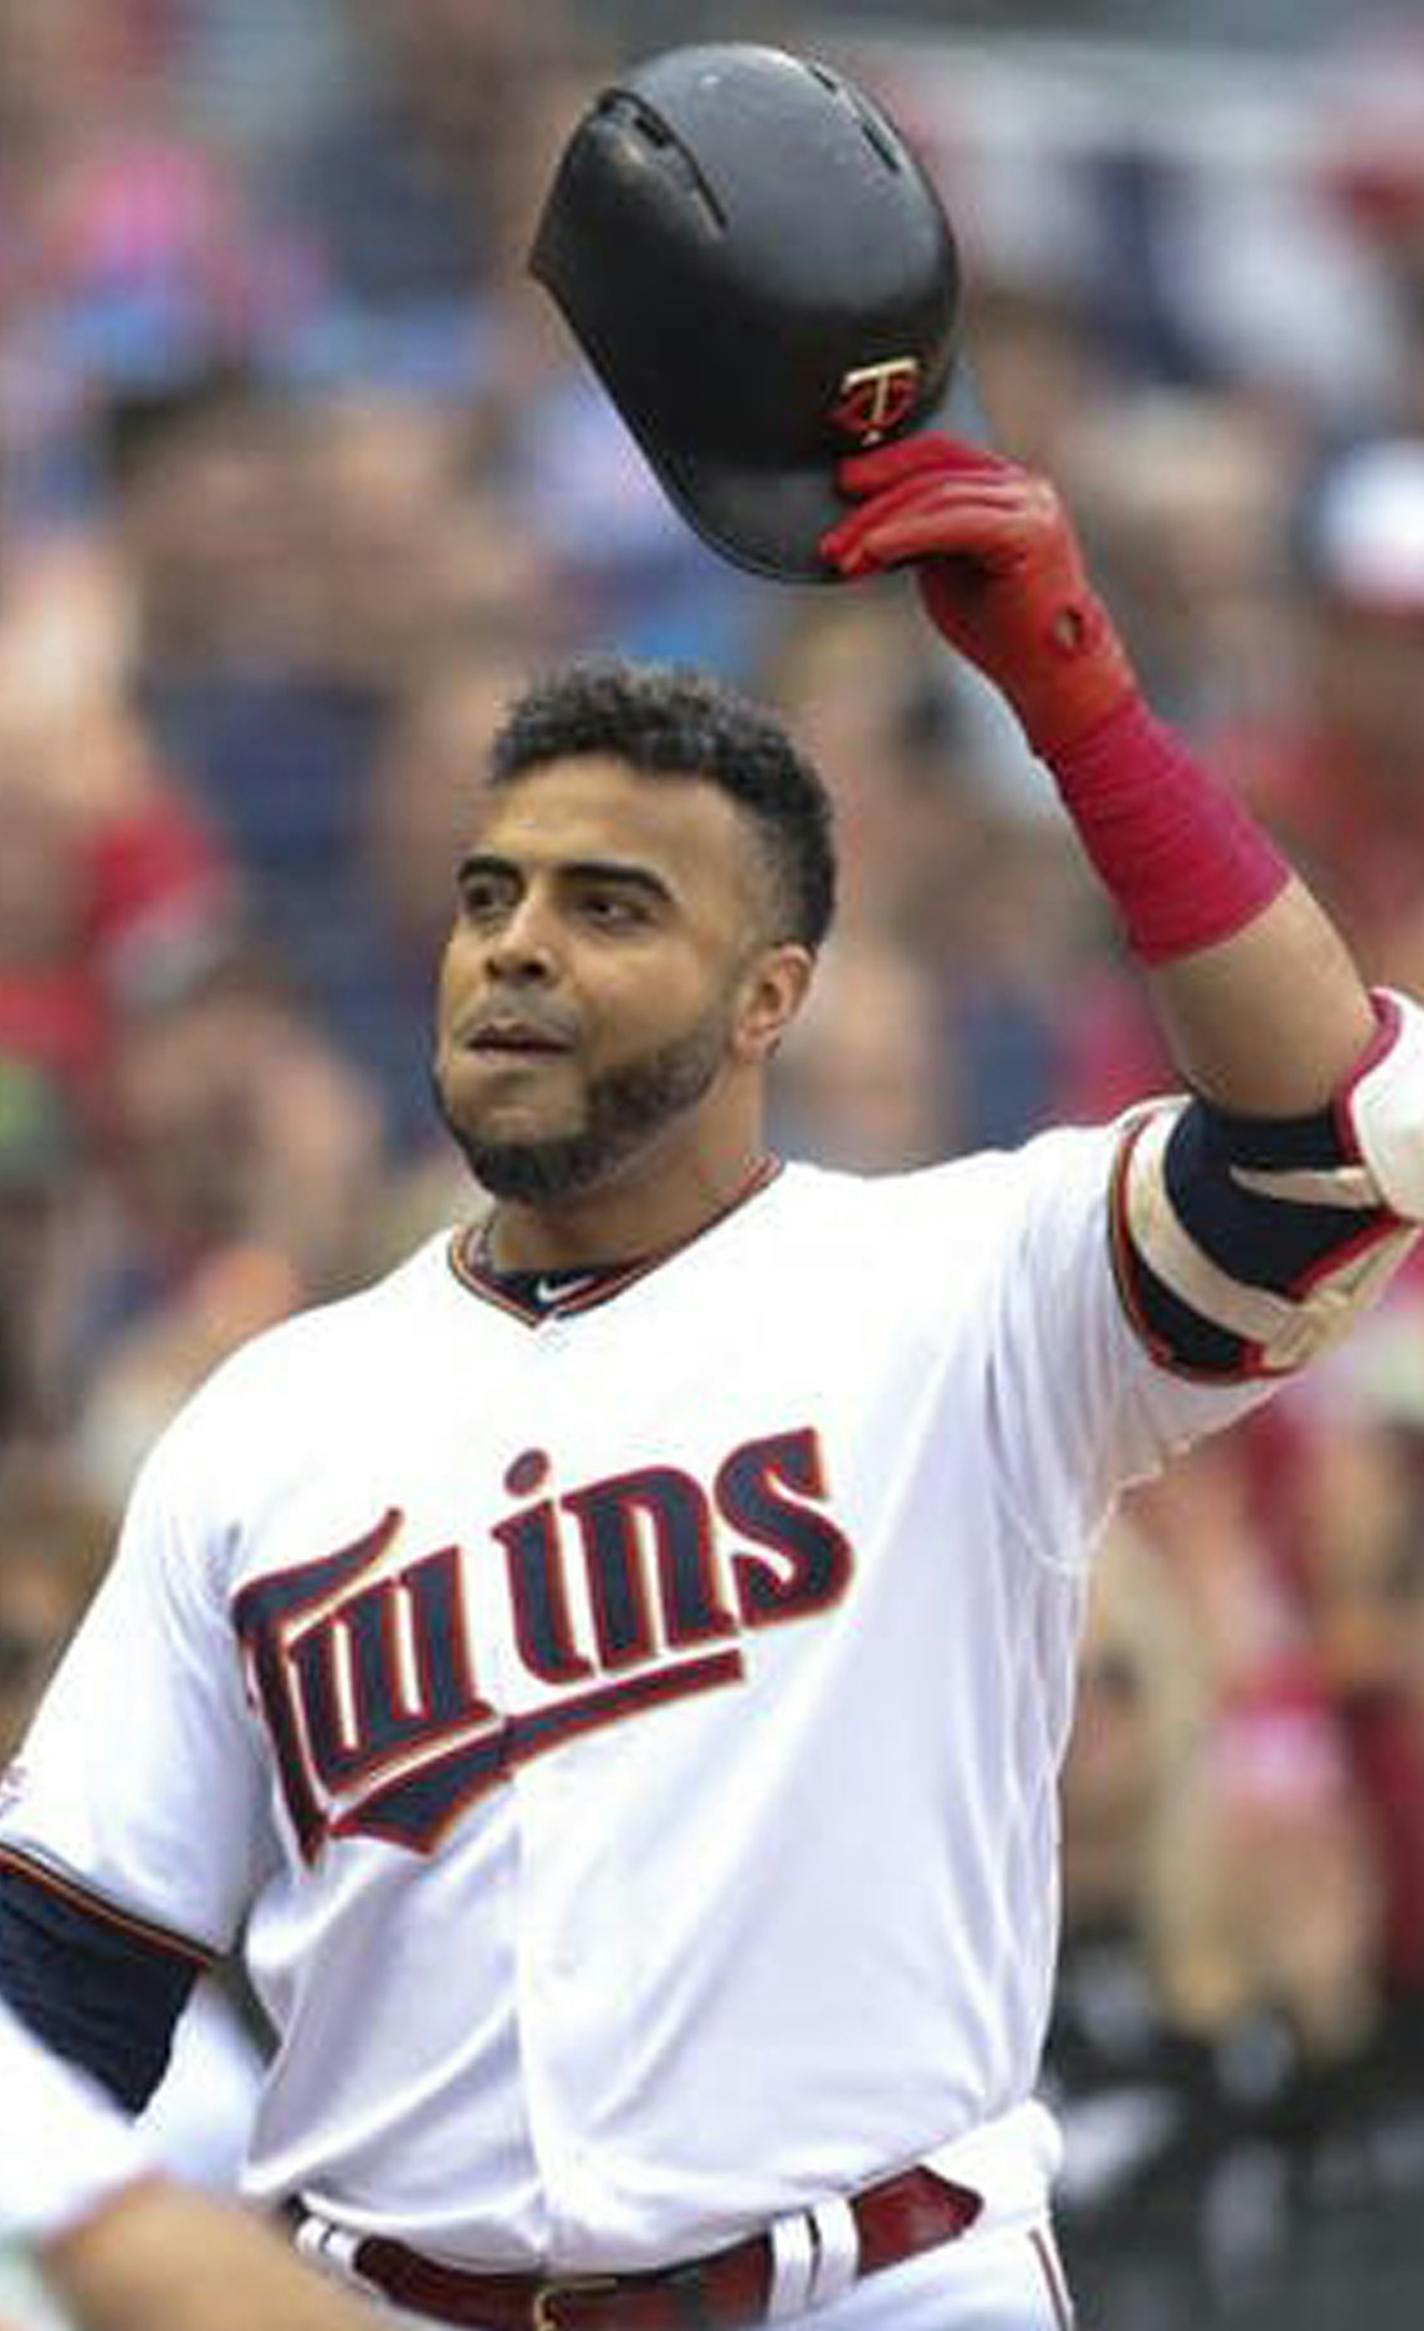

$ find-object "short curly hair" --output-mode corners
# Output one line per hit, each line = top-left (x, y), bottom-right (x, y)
(487, 657), (836, 949)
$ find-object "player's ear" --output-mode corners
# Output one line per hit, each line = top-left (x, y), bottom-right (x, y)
(732, 942), (816, 1064)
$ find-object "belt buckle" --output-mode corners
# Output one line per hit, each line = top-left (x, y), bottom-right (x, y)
(530, 2274), (620, 2330)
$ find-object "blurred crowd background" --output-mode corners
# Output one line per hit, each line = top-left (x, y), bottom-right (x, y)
(2, 2), (1424, 2324)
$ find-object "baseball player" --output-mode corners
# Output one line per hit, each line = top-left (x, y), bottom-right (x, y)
(3, 433), (1423, 2331)
(0, 2000), (377, 2331)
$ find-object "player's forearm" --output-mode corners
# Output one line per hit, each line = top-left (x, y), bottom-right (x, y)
(1034, 690), (1377, 1115)
(43, 2183), (374, 2331)
(0, 1992), (374, 2331)
(1142, 872), (1377, 1115)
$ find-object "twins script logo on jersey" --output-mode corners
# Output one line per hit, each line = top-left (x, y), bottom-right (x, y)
(233, 1426), (853, 1859)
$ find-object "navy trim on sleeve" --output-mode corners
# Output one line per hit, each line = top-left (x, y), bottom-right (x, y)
(0, 1859), (205, 2111)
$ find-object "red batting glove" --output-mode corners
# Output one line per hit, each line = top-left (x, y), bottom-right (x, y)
(820, 434), (1137, 755)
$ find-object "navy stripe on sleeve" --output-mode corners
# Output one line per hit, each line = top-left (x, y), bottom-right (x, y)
(0, 1855), (208, 2111)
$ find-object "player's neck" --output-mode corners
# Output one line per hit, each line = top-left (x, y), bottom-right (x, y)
(480, 1132), (775, 1273)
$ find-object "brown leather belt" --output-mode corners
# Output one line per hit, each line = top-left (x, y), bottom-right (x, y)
(308, 2165), (982, 2331)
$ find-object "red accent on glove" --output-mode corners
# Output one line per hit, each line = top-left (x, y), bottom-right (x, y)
(823, 434), (1292, 964)
(820, 433), (1136, 754)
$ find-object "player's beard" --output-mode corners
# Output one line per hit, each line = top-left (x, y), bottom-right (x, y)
(433, 1006), (731, 1204)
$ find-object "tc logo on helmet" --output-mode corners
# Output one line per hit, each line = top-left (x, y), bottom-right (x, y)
(829, 356), (922, 445)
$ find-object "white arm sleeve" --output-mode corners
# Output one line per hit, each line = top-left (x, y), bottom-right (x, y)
(983, 1116), (1284, 1560)
(0, 1398), (273, 1951)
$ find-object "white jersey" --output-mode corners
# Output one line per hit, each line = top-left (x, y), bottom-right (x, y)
(0, 1130), (1288, 2271)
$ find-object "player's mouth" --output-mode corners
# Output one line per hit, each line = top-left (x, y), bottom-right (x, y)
(462, 1010), (577, 1059)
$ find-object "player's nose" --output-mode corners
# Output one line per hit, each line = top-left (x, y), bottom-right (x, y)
(482, 889), (563, 982)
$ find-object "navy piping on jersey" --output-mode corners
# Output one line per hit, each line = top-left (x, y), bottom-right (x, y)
(447, 1155), (785, 1324)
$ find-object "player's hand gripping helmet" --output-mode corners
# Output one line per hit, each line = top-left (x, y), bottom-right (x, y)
(529, 42), (968, 583)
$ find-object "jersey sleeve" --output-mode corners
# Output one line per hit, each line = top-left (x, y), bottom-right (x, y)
(974, 1118), (1362, 1567)
(985, 994), (1424, 1562)
(0, 1403), (274, 1957)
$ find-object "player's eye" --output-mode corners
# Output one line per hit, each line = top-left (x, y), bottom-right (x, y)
(456, 863), (517, 922)
(576, 885), (652, 930)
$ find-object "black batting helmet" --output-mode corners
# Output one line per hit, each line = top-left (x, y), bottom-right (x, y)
(529, 42), (970, 584)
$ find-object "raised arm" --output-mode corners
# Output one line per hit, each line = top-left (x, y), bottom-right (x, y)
(824, 435), (1424, 1382)
(821, 434), (1373, 1114)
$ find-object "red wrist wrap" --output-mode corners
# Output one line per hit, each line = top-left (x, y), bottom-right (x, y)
(1044, 696), (1290, 964)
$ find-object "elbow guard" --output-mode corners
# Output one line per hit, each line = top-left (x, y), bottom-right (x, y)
(1113, 989), (1424, 1380)
(1339, 990), (1424, 1221)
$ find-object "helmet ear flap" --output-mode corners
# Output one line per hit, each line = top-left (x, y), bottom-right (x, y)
(528, 42), (964, 584)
